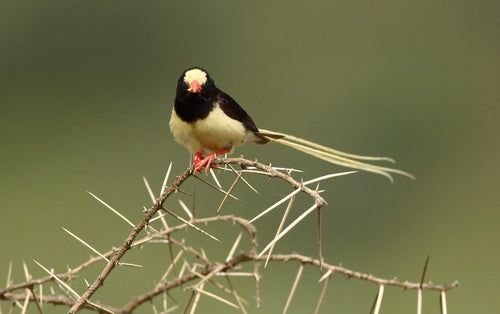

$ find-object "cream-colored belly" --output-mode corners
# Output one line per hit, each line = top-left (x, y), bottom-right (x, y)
(169, 106), (251, 155)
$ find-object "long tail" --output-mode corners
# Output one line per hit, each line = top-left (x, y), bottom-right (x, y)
(257, 129), (414, 182)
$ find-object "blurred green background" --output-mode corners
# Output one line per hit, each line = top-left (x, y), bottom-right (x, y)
(1, 0), (498, 313)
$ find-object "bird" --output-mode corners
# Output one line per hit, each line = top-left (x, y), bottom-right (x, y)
(169, 66), (413, 181)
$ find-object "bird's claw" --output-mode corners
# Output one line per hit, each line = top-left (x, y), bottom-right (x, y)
(203, 153), (217, 174)
(193, 153), (216, 174)
(193, 152), (204, 167)
(193, 148), (229, 174)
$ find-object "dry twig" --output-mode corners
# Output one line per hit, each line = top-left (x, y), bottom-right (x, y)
(0, 157), (458, 313)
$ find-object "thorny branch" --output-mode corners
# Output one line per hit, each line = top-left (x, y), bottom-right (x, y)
(0, 157), (458, 313)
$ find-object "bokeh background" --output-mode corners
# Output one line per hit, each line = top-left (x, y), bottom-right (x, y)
(1, 1), (499, 313)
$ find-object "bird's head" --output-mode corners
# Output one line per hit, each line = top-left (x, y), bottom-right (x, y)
(178, 67), (214, 96)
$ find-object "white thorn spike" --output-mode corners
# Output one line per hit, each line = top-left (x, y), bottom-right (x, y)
(87, 191), (135, 227)
(62, 227), (110, 263)
(33, 260), (81, 300)
(303, 171), (357, 186)
(258, 204), (318, 257)
(249, 188), (302, 224)
(160, 162), (173, 194)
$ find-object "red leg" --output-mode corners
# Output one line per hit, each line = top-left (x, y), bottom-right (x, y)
(194, 153), (214, 173)
(209, 148), (231, 171)
(194, 152), (204, 164)
(215, 148), (231, 156)
(203, 153), (217, 174)
(193, 148), (231, 174)
(193, 152), (205, 173)
(206, 148), (231, 173)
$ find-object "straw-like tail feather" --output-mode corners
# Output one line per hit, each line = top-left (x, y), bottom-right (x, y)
(258, 129), (414, 182)
(253, 131), (285, 144)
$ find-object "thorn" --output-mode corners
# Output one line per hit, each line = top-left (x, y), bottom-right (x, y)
(195, 288), (239, 309)
(265, 195), (295, 268)
(143, 176), (156, 203)
(283, 264), (304, 313)
(162, 207), (220, 242)
(192, 175), (239, 200)
(62, 227), (111, 263)
(209, 168), (222, 189)
(6, 261), (12, 287)
(87, 191), (135, 227)
(33, 260), (81, 299)
(318, 270), (332, 283)
(440, 290), (447, 314)
(302, 171), (357, 186)
(217, 172), (242, 214)
(226, 232), (243, 262)
(228, 164), (259, 194)
(160, 162), (173, 195)
(370, 285), (384, 314)
(420, 255), (430, 288)
(249, 188), (301, 224)
(178, 199), (193, 220)
(258, 204), (318, 257)
(314, 275), (330, 314)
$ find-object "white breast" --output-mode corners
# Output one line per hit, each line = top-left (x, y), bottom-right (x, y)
(169, 106), (251, 155)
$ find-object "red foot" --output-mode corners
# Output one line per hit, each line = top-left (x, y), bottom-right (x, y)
(193, 153), (219, 174)
(193, 152), (204, 165)
(192, 148), (231, 174)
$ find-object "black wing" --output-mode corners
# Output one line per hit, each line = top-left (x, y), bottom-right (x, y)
(216, 89), (260, 133)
